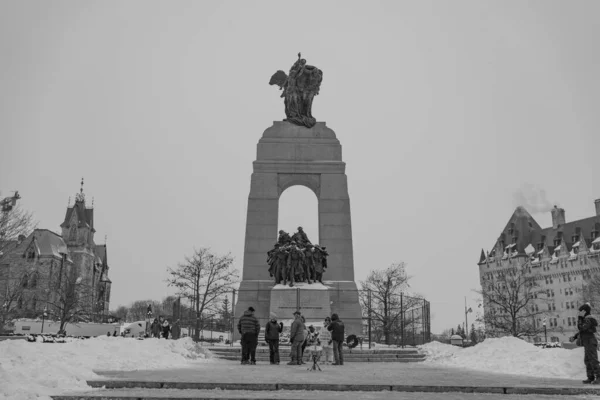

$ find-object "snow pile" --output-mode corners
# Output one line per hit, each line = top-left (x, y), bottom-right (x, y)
(420, 337), (584, 379)
(0, 337), (213, 400)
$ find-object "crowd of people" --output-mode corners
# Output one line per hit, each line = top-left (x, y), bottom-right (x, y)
(237, 306), (345, 366)
(150, 316), (180, 339)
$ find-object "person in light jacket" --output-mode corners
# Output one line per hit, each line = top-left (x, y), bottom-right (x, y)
(320, 317), (333, 364)
(288, 311), (305, 365)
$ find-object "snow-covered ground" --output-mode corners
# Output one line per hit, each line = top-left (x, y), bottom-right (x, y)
(0, 335), (593, 400)
(0, 336), (212, 400)
(420, 337), (584, 379)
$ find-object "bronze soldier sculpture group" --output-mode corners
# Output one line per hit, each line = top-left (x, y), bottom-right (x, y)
(267, 227), (328, 287)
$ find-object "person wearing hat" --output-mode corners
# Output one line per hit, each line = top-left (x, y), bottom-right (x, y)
(570, 303), (600, 384)
(237, 306), (260, 365)
(288, 310), (306, 365)
(265, 312), (284, 364)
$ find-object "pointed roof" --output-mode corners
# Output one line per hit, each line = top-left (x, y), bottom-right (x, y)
(60, 179), (94, 230)
(484, 207), (542, 260)
(479, 249), (486, 263)
(26, 229), (69, 258)
(61, 199), (94, 230)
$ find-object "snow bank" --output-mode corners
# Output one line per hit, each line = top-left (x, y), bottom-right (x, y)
(0, 337), (213, 400)
(420, 337), (584, 379)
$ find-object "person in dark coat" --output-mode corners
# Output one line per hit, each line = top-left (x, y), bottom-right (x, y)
(237, 306), (260, 365)
(150, 319), (161, 338)
(265, 312), (284, 364)
(288, 310), (305, 365)
(161, 318), (170, 339)
(327, 313), (345, 365)
(570, 303), (600, 384)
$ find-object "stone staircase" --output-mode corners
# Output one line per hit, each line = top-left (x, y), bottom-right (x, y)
(208, 345), (426, 363)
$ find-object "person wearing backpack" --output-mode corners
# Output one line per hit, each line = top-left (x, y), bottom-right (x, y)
(570, 303), (600, 384)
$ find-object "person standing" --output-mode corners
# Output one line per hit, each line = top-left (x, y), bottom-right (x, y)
(151, 318), (161, 338)
(320, 317), (333, 364)
(300, 316), (309, 364)
(265, 312), (284, 364)
(327, 313), (345, 366)
(238, 306), (260, 365)
(288, 311), (305, 365)
(570, 303), (600, 384)
(162, 318), (170, 339)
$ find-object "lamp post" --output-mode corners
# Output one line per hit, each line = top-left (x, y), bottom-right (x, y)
(464, 297), (472, 340)
(41, 306), (47, 334)
(542, 317), (547, 343)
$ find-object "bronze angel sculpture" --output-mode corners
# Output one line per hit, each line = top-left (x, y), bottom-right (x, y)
(269, 53), (323, 129)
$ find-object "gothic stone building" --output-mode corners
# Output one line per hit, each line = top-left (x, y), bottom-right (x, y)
(0, 191), (111, 322)
(478, 199), (600, 343)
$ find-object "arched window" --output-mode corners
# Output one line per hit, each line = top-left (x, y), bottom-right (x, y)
(30, 273), (38, 288)
(21, 274), (28, 288)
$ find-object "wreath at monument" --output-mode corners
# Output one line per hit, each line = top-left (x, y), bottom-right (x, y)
(346, 334), (359, 349)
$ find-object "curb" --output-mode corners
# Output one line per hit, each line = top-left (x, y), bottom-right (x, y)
(84, 380), (600, 396)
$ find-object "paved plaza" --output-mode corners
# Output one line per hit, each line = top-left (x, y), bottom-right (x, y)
(53, 388), (600, 400)
(94, 359), (584, 389)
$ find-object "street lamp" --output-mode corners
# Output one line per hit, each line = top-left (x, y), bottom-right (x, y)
(542, 317), (547, 343)
(41, 306), (48, 334)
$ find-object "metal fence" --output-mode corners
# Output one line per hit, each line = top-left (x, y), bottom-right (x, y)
(224, 289), (430, 348)
(169, 289), (431, 347)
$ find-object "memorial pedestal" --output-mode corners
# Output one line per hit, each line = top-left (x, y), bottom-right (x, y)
(270, 282), (331, 323)
(234, 121), (362, 340)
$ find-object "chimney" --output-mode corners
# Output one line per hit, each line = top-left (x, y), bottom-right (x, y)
(551, 205), (566, 229)
(595, 199), (600, 217)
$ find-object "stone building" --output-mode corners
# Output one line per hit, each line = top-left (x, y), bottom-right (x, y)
(0, 185), (112, 322)
(478, 199), (600, 343)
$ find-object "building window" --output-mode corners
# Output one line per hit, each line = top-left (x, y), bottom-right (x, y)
(21, 274), (28, 288)
(30, 273), (38, 288)
(31, 297), (37, 310)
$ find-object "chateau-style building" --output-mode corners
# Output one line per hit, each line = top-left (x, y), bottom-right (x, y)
(0, 184), (112, 322)
(478, 199), (600, 343)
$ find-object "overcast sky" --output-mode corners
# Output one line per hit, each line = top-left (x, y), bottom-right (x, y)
(1, 1), (599, 334)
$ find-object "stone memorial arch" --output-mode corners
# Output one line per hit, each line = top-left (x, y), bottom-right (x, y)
(234, 121), (362, 336)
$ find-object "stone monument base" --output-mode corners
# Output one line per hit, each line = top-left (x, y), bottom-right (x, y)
(233, 280), (362, 340)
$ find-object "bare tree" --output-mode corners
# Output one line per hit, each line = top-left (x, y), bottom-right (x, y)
(0, 270), (27, 330)
(359, 262), (423, 345)
(581, 273), (600, 311)
(0, 203), (37, 264)
(477, 260), (549, 337)
(112, 305), (129, 322)
(45, 269), (94, 334)
(166, 248), (237, 342)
